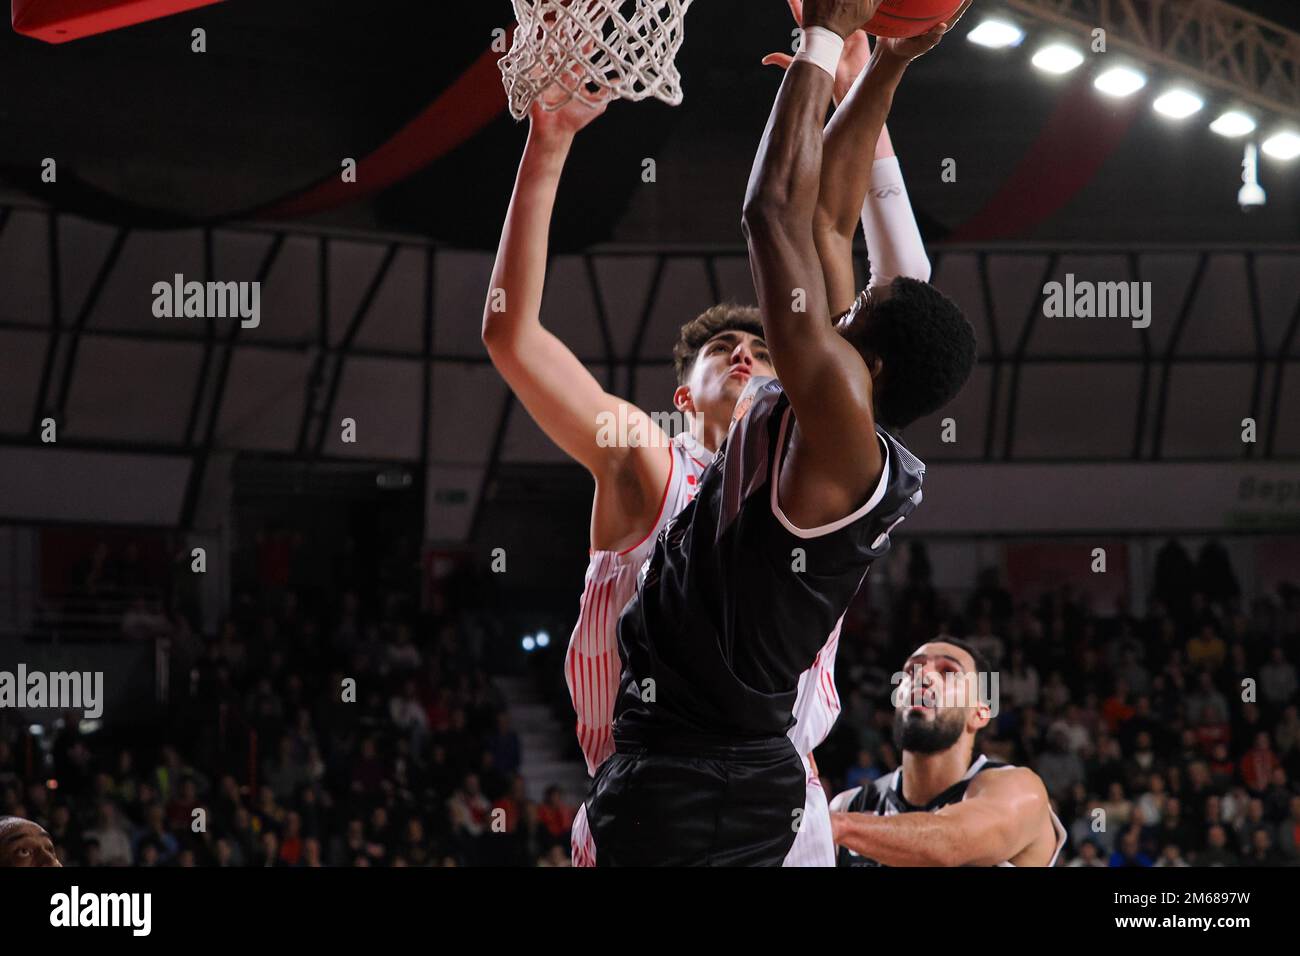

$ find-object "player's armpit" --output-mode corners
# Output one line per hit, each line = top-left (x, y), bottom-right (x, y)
(589, 437), (676, 554)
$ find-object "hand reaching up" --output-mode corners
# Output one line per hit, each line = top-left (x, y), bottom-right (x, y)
(762, 0), (872, 104)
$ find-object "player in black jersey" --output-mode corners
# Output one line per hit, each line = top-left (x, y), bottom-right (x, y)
(584, 0), (976, 866)
(830, 639), (1066, 866)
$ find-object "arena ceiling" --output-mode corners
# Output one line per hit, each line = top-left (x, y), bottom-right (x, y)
(1, 0), (1298, 248)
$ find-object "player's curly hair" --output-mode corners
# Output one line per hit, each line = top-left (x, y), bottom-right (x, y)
(673, 303), (764, 384)
(856, 277), (977, 430)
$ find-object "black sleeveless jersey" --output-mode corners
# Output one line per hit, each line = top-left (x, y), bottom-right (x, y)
(833, 755), (1009, 867)
(610, 378), (926, 745)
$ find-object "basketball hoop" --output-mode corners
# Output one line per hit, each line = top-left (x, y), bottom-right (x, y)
(499, 0), (696, 121)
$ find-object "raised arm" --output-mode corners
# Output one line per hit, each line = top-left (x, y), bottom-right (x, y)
(814, 10), (964, 314)
(830, 767), (1052, 866)
(482, 93), (671, 552)
(741, 0), (886, 529)
(763, 2), (947, 313)
(856, 127), (933, 288)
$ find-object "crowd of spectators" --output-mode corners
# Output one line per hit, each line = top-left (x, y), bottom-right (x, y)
(5, 529), (1297, 867)
(819, 539), (1300, 867)
(2, 528), (579, 867)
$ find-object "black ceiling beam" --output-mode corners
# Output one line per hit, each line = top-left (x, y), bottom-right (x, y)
(309, 242), (400, 457)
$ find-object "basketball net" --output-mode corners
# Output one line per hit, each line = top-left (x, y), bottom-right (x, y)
(499, 0), (695, 120)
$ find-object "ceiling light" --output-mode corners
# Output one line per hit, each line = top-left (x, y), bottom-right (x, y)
(1094, 67), (1147, 98)
(1031, 43), (1084, 75)
(1153, 88), (1204, 119)
(1210, 111), (1257, 138)
(1262, 130), (1300, 161)
(968, 19), (1024, 49)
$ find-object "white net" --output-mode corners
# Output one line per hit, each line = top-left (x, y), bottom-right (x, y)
(500, 0), (696, 120)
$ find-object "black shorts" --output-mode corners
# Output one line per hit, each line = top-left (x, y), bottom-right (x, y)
(586, 734), (805, 866)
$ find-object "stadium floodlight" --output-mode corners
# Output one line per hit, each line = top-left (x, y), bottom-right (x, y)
(1031, 43), (1084, 74)
(1262, 130), (1300, 161)
(968, 19), (1024, 49)
(1095, 66), (1147, 98)
(536, 630), (551, 648)
(1153, 88), (1204, 120)
(522, 635), (536, 651)
(1211, 111), (1257, 138)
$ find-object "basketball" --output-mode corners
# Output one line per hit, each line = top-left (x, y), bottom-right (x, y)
(866, 0), (967, 38)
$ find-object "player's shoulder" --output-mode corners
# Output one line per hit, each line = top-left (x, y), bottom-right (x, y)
(966, 762), (1050, 804)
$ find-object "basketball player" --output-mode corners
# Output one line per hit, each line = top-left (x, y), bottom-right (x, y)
(765, 0), (948, 867)
(483, 34), (936, 866)
(584, 0), (976, 865)
(481, 73), (772, 866)
(0, 815), (61, 867)
(829, 639), (1067, 866)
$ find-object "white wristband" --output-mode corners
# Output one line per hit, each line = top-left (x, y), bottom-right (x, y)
(795, 26), (845, 80)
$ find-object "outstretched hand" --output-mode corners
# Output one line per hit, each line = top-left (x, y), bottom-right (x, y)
(528, 46), (614, 140)
(875, 0), (975, 63)
(762, 0), (872, 104)
(529, 88), (612, 139)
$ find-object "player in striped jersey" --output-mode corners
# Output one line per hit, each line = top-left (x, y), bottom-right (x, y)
(481, 78), (774, 866)
(829, 639), (1066, 866)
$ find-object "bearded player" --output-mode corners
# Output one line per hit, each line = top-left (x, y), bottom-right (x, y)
(830, 639), (1066, 866)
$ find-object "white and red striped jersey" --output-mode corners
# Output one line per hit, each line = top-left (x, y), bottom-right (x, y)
(566, 430), (711, 778)
(783, 618), (844, 867)
(789, 619), (843, 758)
(569, 431), (709, 869)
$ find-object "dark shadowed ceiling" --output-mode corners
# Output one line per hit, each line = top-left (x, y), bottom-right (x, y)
(1, 0), (1298, 247)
